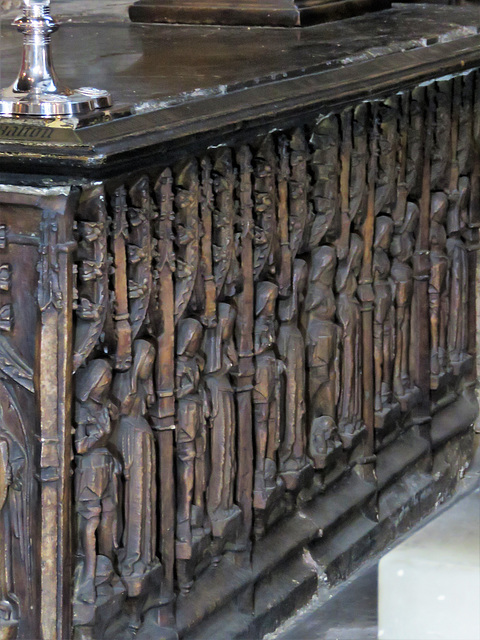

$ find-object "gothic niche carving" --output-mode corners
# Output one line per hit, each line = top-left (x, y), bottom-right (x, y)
(212, 149), (241, 299)
(127, 177), (153, 340)
(174, 160), (200, 323)
(73, 188), (108, 373)
(288, 129), (309, 263)
(308, 115), (340, 251)
(253, 137), (279, 283)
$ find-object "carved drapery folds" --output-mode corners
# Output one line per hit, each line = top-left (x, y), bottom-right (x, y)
(0, 70), (478, 640)
(67, 71), (478, 638)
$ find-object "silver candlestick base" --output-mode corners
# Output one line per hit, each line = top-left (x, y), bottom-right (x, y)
(0, 0), (112, 118)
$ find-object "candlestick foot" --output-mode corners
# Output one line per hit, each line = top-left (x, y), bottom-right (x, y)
(0, 87), (112, 118)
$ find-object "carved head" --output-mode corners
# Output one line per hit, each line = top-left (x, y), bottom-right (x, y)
(349, 234), (364, 274)
(335, 234), (363, 291)
(431, 192), (448, 225)
(278, 259), (308, 323)
(400, 202), (419, 235)
(309, 246), (336, 286)
(391, 230), (414, 262)
(293, 259), (308, 298)
(374, 216), (394, 251)
(447, 176), (470, 235)
(203, 302), (237, 374)
(255, 282), (278, 318)
(132, 340), (156, 382)
(177, 318), (203, 358)
(76, 359), (112, 404)
(111, 340), (155, 412)
(218, 302), (236, 342)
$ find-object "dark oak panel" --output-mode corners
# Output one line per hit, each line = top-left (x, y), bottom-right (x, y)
(0, 7), (478, 639)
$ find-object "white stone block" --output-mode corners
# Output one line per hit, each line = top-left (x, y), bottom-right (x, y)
(378, 488), (480, 640)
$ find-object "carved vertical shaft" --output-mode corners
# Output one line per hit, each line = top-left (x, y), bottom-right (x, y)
(467, 71), (480, 381)
(277, 136), (292, 298)
(253, 136), (279, 282)
(393, 93), (409, 228)
(200, 157), (217, 327)
(310, 114), (340, 250)
(38, 190), (77, 640)
(413, 86), (432, 409)
(358, 102), (377, 461)
(153, 169), (176, 602)
(213, 148), (240, 299)
(111, 186), (132, 371)
(470, 72), (480, 232)
(235, 145), (255, 548)
(338, 109), (353, 260)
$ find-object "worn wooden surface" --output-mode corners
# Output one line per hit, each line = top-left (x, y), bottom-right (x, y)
(0, 6), (478, 639)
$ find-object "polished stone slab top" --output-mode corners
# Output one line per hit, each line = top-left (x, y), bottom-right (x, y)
(0, 4), (478, 111)
(0, 3), (478, 175)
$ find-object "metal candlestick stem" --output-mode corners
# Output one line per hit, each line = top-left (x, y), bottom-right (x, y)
(0, 0), (112, 117)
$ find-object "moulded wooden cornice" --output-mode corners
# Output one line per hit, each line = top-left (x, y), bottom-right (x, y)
(129, 0), (392, 27)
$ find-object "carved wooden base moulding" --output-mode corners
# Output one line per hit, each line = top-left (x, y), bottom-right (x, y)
(129, 0), (392, 27)
(0, 8), (479, 640)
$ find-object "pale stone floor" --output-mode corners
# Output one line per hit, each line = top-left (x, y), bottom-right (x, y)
(269, 433), (480, 640)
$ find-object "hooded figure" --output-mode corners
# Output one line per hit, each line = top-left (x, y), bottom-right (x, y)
(391, 202), (417, 399)
(74, 359), (119, 606)
(429, 192), (449, 382)
(278, 260), (310, 485)
(203, 303), (241, 538)
(336, 234), (364, 447)
(253, 282), (282, 507)
(447, 176), (470, 369)
(373, 216), (395, 413)
(111, 341), (159, 592)
(305, 245), (339, 435)
(175, 318), (207, 562)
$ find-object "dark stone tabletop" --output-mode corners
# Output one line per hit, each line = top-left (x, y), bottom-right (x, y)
(0, 3), (479, 177)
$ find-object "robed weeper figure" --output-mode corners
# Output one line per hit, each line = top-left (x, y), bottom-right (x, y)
(111, 340), (159, 591)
